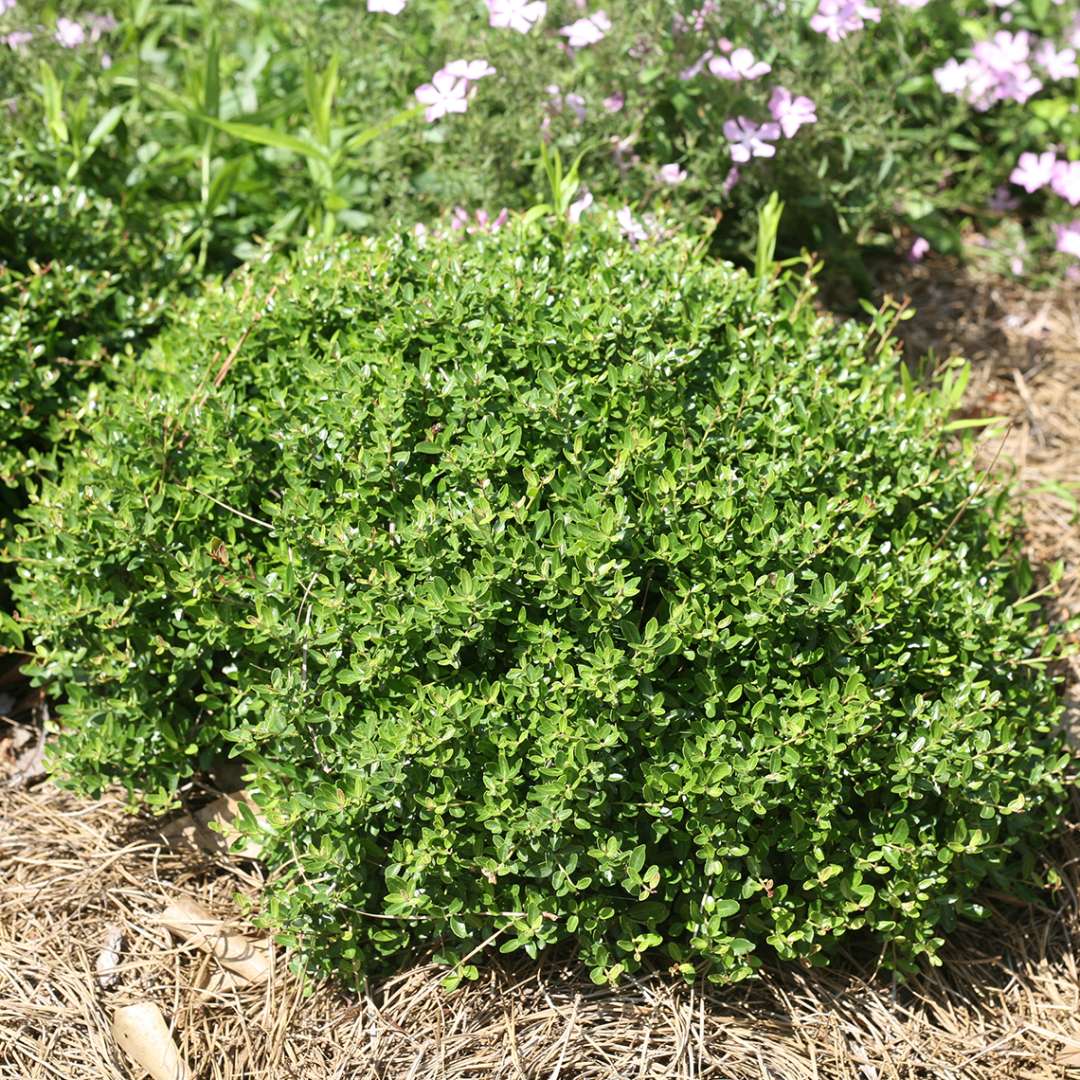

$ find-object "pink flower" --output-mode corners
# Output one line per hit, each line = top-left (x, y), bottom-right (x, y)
(559, 10), (610, 48)
(896, 0), (930, 7)
(0, 0), (15, 12)
(602, 92), (624, 113)
(679, 50), (713, 80)
(908, 237), (930, 262)
(616, 206), (648, 243)
(1055, 221), (1080, 259)
(722, 166), (740, 195)
(474, 208), (509, 232)
(708, 47), (770, 81)
(3, 30), (31, 48)
(935, 35), (1044, 110)
(610, 132), (639, 173)
(87, 12), (117, 41)
(1010, 151), (1057, 193)
(723, 117), (781, 162)
(55, 16), (85, 47)
(810, 0), (880, 43)
(974, 30), (1030, 69)
(658, 163), (687, 185)
(486, 0), (546, 33)
(440, 59), (496, 81)
(100, 52), (112, 68)
(1035, 41), (1079, 81)
(568, 190), (593, 223)
(933, 57), (980, 96)
(368, 0), (407, 12)
(970, 31), (1042, 105)
(768, 87), (817, 138)
(414, 71), (469, 122)
(1051, 160), (1080, 206)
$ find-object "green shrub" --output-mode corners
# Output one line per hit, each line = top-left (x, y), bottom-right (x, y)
(0, 166), (192, 530)
(11, 217), (1068, 984)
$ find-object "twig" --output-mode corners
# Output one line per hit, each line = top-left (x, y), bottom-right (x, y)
(933, 421), (1013, 552)
(191, 489), (275, 531)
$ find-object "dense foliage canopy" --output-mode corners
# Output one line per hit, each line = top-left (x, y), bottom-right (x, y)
(11, 220), (1068, 983)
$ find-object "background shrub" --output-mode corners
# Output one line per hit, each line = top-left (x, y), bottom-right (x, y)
(11, 217), (1069, 983)
(0, 166), (191, 545)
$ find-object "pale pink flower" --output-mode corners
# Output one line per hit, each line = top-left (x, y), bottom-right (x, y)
(993, 63), (1042, 105)
(0, 0), (15, 12)
(1055, 221), (1080, 259)
(616, 206), (648, 244)
(55, 17), (85, 47)
(933, 57), (980, 96)
(896, 0), (930, 7)
(810, 0), (880, 43)
(414, 71), (469, 122)
(101, 52), (112, 68)
(87, 12), (117, 41)
(610, 132), (639, 173)
(3, 30), (31, 48)
(486, 0), (546, 32)
(1010, 151), (1057, 193)
(565, 92), (586, 121)
(440, 59), (496, 81)
(722, 166), (740, 194)
(602, 92), (624, 113)
(679, 50), (713, 80)
(559, 10), (611, 48)
(568, 190), (593, 223)
(1035, 41), (1079, 81)
(708, 47), (770, 81)
(908, 237), (930, 262)
(1051, 160), (1080, 206)
(974, 30), (1030, 69)
(768, 87), (817, 138)
(456, 207), (509, 233)
(723, 117), (781, 162)
(658, 163), (687, 185)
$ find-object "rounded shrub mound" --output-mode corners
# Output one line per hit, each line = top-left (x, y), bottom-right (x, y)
(13, 219), (1067, 984)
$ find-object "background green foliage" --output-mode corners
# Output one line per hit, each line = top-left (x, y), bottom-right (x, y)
(11, 219), (1068, 984)
(2, 0), (1077, 277)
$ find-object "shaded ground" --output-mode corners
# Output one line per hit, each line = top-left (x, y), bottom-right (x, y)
(1, 260), (1078, 1079)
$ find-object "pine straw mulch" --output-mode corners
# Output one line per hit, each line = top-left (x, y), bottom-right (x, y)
(1, 258), (1078, 1080)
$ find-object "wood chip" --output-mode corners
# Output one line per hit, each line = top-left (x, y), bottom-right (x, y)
(112, 1001), (191, 1080)
(157, 790), (267, 860)
(160, 896), (271, 985)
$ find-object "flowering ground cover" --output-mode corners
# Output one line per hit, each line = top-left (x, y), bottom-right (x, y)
(1, 0), (1078, 279)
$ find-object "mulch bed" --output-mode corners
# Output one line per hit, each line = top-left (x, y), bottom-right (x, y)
(1, 259), (1078, 1079)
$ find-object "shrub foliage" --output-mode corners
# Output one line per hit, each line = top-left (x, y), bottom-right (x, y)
(11, 220), (1067, 983)
(0, 167), (190, 528)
